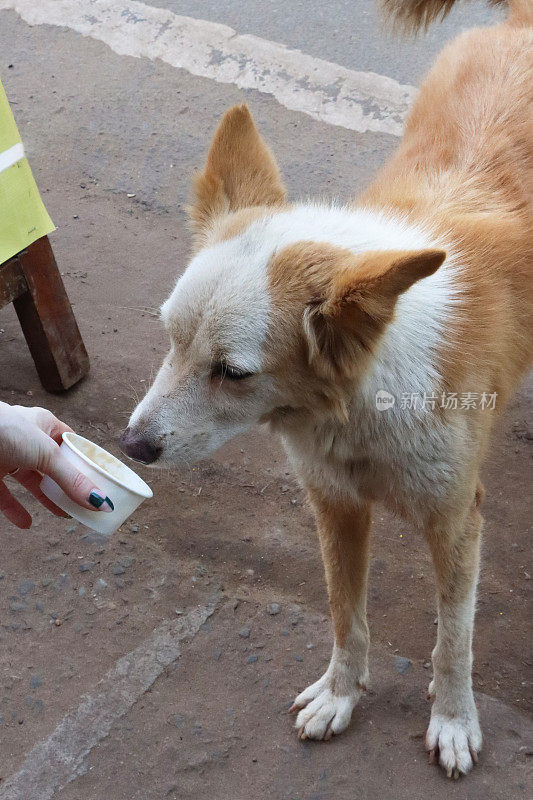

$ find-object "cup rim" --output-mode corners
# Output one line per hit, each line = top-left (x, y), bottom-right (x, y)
(62, 432), (153, 499)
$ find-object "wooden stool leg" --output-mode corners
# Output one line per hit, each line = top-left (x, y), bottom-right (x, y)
(13, 236), (90, 392)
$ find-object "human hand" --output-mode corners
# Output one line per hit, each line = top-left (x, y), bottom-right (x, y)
(0, 402), (113, 529)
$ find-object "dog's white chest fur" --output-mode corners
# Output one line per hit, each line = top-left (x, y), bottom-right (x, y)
(282, 401), (467, 521)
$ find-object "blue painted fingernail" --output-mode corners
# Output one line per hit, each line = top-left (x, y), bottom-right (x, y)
(88, 490), (115, 512)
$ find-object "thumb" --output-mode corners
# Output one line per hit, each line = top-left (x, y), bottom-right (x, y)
(46, 448), (115, 512)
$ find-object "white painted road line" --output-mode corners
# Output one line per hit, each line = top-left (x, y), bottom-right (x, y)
(0, 0), (416, 136)
(0, 596), (219, 800)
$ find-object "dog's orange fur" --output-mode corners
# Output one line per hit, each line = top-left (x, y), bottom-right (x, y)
(382, 0), (513, 30)
(264, 243), (446, 424)
(177, 0), (532, 776)
(365, 1), (533, 405)
(190, 104), (286, 251)
(308, 488), (371, 662)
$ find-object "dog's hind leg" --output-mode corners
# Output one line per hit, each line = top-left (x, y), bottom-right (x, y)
(290, 489), (371, 741)
(424, 487), (484, 778)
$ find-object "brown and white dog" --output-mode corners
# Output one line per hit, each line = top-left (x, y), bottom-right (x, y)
(121, 0), (533, 779)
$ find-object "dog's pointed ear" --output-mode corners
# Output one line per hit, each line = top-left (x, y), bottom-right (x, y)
(304, 248), (446, 376)
(189, 104), (286, 239)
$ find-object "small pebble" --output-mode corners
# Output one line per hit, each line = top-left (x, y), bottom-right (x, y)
(66, 525), (77, 534)
(239, 627), (251, 639)
(79, 562), (94, 573)
(111, 564), (125, 575)
(395, 656), (411, 674)
(247, 655), (258, 664)
(129, 525), (139, 533)
(54, 574), (68, 591)
(267, 603), (280, 615)
(29, 675), (43, 689)
(18, 580), (35, 596)
(10, 602), (27, 613)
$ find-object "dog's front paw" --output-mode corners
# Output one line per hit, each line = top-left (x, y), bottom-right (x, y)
(290, 672), (362, 741)
(426, 710), (482, 779)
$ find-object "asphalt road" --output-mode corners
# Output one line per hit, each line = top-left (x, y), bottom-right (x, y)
(0, 2), (530, 799)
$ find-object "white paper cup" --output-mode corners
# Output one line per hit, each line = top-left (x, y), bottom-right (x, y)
(40, 432), (153, 536)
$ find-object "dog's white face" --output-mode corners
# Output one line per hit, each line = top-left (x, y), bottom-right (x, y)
(121, 104), (445, 466)
(126, 232), (280, 465)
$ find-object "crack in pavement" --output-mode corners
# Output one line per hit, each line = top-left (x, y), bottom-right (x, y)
(0, 592), (220, 800)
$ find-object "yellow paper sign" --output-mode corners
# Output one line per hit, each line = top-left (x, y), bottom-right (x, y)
(0, 78), (55, 265)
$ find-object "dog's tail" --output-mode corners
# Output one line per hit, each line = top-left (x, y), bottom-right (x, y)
(381, 1), (532, 32)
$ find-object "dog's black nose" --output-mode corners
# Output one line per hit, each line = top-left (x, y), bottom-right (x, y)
(119, 427), (161, 464)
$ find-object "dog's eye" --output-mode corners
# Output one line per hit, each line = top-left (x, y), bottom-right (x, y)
(211, 362), (253, 381)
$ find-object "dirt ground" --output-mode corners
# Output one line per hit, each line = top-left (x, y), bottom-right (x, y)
(0, 5), (531, 799)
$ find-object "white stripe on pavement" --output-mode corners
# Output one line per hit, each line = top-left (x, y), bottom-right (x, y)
(0, 0), (416, 136)
(0, 595), (219, 800)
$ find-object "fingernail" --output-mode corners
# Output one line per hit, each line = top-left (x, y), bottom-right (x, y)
(88, 490), (115, 512)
